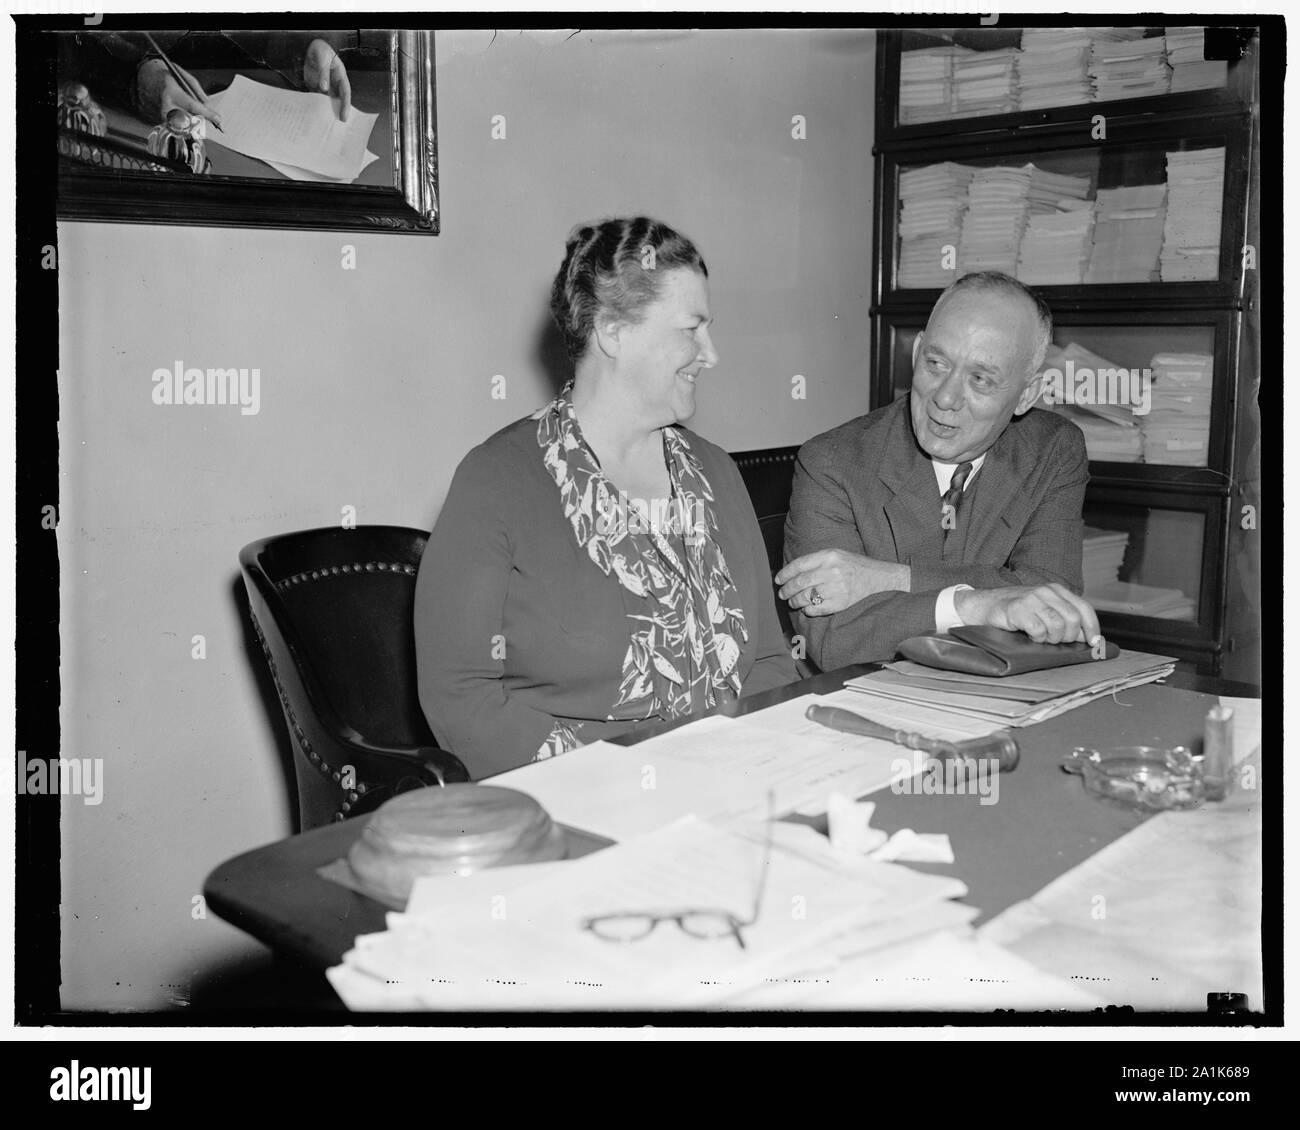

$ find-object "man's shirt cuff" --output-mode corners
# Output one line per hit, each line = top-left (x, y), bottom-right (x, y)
(934, 584), (974, 633)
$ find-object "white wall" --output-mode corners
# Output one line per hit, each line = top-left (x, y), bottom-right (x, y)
(56, 27), (876, 1010)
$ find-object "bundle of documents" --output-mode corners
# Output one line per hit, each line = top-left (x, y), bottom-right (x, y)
(1160, 146), (1226, 281)
(899, 45), (966, 124)
(1085, 183), (1168, 283)
(1086, 581), (1196, 620)
(958, 164), (1033, 275)
(325, 813), (974, 1010)
(1089, 30), (1171, 102)
(1082, 526), (1131, 592)
(1016, 27), (1095, 109)
(1166, 26), (1230, 93)
(845, 649), (1177, 729)
(1017, 167), (1095, 284)
(1143, 352), (1213, 465)
(480, 696), (952, 844)
(952, 46), (1020, 118)
(1036, 341), (1146, 463)
(1054, 404), (1145, 460)
(897, 161), (977, 288)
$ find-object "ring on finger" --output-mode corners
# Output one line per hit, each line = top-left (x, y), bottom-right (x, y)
(809, 586), (824, 607)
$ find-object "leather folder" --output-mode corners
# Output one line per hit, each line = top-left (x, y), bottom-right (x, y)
(898, 625), (1119, 677)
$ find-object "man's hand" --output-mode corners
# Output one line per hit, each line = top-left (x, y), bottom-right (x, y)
(136, 58), (222, 128)
(775, 550), (911, 617)
(304, 38), (351, 121)
(954, 583), (1103, 646)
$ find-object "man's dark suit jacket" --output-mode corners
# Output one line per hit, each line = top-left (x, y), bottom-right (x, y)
(784, 396), (1089, 670)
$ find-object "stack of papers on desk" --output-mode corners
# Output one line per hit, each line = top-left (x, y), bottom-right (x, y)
(1160, 147), (1226, 281)
(897, 161), (977, 288)
(1085, 183), (1169, 283)
(325, 814), (971, 1010)
(1166, 26), (1230, 93)
(1017, 28), (1094, 110)
(845, 649), (1177, 728)
(488, 700), (933, 843)
(206, 74), (379, 182)
(1143, 351), (1213, 465)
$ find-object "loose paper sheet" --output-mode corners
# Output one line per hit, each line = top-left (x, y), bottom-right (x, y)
(205, 74), (378, 181)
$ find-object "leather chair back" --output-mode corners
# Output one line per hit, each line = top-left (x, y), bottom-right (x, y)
(733, 447), (799, 640)
(240, 526), (469, 832)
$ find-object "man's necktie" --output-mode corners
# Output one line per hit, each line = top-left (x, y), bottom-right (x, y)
(941, 461), (974, 535)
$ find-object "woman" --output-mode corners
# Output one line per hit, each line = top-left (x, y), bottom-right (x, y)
(415, 217), (796, 778)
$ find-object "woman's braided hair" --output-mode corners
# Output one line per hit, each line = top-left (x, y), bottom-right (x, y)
(550, 217), (707, 362)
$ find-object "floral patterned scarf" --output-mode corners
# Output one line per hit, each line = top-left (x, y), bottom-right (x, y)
(533, 387), (748, 756)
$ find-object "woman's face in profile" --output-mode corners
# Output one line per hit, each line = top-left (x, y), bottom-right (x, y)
(615, 267), (719, 427)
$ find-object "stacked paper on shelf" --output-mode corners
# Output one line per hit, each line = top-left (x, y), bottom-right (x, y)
(1017, 167), (1095, 283)
(952, 46), (1020, 118)
(1085, 183), (1168, 283)
(1087, 581), (1196, 620)
(1143, 352), (1213, 465)
(1090, 31), (1171, 101)
(1082, 526), (1131, 592)
(899, 45), (968, 124)
(1017, 28), (1094, 109)
(958, 164), (1033, 275)
(844, 649), (1177, 729)
(1061, 409), (1145, 461)
(1166, 26), (1230, 92)
(897, 161), (977, 288)
(1160, 147), (1226, 281)
(325, 813), (972, 1010)
(1036, 341), (1146, 461)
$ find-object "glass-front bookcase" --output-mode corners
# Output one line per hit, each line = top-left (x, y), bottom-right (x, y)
(872, 24), (1262, 678)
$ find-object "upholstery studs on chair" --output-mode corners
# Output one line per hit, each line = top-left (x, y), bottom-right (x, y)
(242, 527), (471, 831)
(333, 812), (345, 823)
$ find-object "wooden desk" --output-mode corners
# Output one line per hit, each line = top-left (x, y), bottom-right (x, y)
(204, 665), (1253, 982)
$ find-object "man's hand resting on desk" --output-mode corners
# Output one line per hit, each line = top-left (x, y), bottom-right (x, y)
(954, 583), (1103, 647)
(776, 550), (911, 616)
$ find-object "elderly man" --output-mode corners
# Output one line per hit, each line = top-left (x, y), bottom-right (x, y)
(777, 271), (1102, 670)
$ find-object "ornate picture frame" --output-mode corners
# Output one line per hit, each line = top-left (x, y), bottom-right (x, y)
(55, 28), (439, 235)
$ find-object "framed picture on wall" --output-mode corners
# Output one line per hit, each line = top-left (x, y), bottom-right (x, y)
(53, 27), (439, 234)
